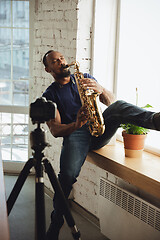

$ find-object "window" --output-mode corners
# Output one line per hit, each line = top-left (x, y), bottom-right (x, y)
(116, 0), (160, 154)
(93, 0), (160, 154)
(0, 0), (30, 162)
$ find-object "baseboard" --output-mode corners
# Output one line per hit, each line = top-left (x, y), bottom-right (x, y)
(70, 200), (100, 229)
(44, 186), (54, 199)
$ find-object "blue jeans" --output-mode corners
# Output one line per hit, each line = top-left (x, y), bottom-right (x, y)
(51, 100), (156, 223)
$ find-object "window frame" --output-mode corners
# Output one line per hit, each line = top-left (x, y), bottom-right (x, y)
(0, 0), (34, 172)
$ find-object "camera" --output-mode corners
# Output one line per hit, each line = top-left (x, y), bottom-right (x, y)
(30, 97), (57, 124)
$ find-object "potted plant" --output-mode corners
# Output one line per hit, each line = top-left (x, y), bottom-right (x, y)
(121, 103), (153, 158)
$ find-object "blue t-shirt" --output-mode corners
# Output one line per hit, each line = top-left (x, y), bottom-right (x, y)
(42, 73), (96, 124)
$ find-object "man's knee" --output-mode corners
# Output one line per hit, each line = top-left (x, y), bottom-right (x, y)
(112, 100), (126, 108)
(103, 100), (126, 118)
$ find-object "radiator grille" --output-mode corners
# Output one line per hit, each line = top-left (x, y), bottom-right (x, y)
(100, 178), (160, 232)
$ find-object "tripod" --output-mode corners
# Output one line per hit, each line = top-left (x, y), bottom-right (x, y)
(7, 123), (81, 240)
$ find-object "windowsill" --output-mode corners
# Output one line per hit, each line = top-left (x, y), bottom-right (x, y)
(86, 141), (160, 200)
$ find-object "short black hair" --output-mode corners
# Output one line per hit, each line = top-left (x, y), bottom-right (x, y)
(42, 50), (54, 67)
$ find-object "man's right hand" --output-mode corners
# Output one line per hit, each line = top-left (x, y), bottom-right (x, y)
(75, 106), (89, 129)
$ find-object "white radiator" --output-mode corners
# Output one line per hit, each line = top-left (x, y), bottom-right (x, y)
(99, 177), (160, 240)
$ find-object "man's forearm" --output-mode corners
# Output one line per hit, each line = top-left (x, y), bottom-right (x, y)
(47, 121), (78, 138)
(99, 88), (115, 106)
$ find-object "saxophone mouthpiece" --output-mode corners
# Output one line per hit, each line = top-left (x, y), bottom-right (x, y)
(62, 62), (76, 69)
(61, 64), (69, 69)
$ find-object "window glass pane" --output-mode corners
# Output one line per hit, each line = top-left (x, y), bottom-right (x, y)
(12, 113), (28, 162)
(13, 114), (28, 134)
(13, 124), (26, 135)
(0, 120), (11, 138)
(0, 28), (11, 80)
(13, 135), (28, 145)
(2, 125), (11, 135)
(0, 113), (11, 136)
(0, 113), (11, 123)
(0, 113), (11, 160)
(0, 113), (28, 161)
(117, 0), (160, 111)
(0, 1), (11, 27)
(12, 146), (28, 161)
(13, 28), (29, 80)
(1, 139), (12, 161)
(1, 136), (11, 146)
(13, 80), (29, 106)
(0, 81), (12, 105)
(13, 1), (29, 28)
(13, 113), (28, 124)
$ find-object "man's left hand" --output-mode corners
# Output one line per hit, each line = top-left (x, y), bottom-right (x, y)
(80, 78), (103, 95)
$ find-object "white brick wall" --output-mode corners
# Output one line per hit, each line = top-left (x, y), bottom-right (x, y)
(30, 0), (101, 217)
(73, 161), (100, 216)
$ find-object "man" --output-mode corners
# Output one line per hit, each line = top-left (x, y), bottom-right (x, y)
(42, 50), (160, 239)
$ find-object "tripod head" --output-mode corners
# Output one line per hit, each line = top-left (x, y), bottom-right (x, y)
(29, 97), (57, 152)
(30, 123), (49, 152)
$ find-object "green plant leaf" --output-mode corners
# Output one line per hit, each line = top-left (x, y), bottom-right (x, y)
(120, 123), (149, 135)
(141, 104), (153, 109)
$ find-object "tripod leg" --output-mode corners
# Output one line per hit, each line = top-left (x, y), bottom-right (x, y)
(35, 154), (46, 240)
(7, 157), (34, 215)
(43, 159), (81, 240)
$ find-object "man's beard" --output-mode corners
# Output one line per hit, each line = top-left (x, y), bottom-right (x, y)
(57, 68), (71, 78)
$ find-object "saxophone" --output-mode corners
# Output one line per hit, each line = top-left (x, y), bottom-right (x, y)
(64, 61), (105, 137)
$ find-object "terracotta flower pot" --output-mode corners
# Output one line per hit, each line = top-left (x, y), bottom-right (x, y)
(122, 130), (147, 158)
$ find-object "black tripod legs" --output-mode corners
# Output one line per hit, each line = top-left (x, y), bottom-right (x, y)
(43, 159), (81, 240)
(35, 177), (46, 240)
(6, 156), (81, 240)
(35, 153), (46, 240)
(7, 157), (35, 215)
(7, 156), (46, 240)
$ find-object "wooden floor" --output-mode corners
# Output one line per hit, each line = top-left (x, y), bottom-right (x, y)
(4, 174), (109, 240)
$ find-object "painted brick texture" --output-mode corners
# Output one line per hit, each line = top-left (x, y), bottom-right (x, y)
(30, 0), (101, 217)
